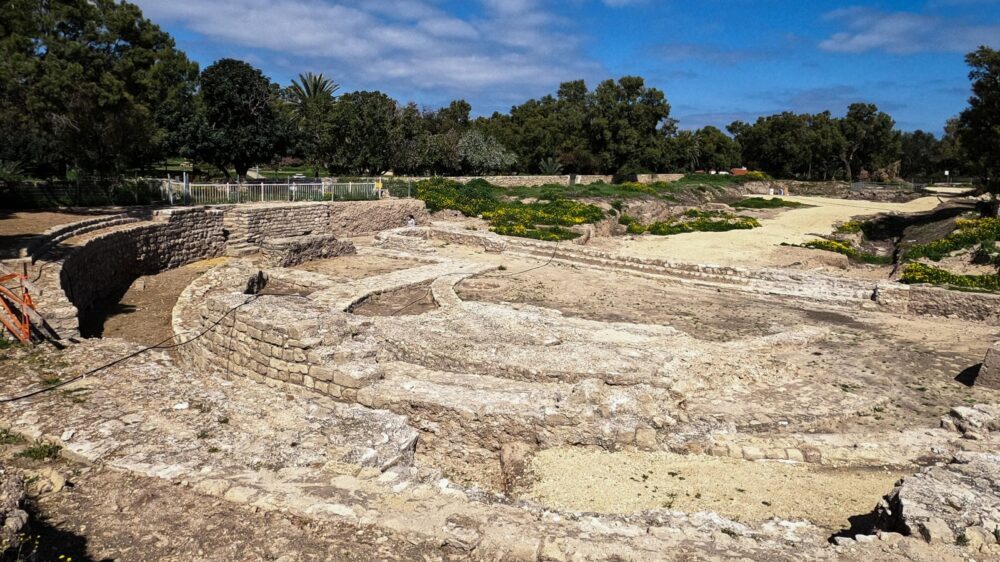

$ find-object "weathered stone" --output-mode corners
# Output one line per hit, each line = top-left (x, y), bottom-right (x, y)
(500, 441), (537, 495)
(918, 518), (954, 544)
(979, 342), (1000, 389)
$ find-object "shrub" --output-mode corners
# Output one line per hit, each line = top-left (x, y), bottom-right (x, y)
(625, 213), (761, 236)
(732, 197), (805, 209)
(17, 440), (61, 461)
(903, 218), (1000, 262)
(414, 177), (500, 216)
(900, 262), (1000, 292)
(835, 220), (864, 234)
(491, 224), (580, 241)
(794, 239), (892, 265)
(415, 177), (604, 241)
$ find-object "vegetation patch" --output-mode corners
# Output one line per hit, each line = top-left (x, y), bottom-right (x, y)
(16, 440), (61, 461)
(415, 178), (605, 241)
(835, 220), (865, 234)
(784, 240), (892, 265)
(903, 218), (1000, 262)
(0, 428), (25, 445)
(620, 211), (761, 236)
(732, 197), (806, 209)
(899, 262), (1000, 293)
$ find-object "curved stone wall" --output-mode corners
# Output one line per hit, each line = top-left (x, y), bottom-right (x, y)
(58, 208), (226, 336)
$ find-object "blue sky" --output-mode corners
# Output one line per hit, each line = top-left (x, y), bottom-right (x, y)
(136, 0), (1000, 134)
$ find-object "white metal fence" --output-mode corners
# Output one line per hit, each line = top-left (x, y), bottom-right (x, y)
(161, 179), (379, 206)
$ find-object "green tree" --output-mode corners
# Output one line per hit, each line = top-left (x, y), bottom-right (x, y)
(0, 0), (198, 179)
(838, 103), (901, 182)
(194, 59), (287, 180)
(286, 72), (339, 107)
(283, 72), (339, 176)
(458, 130), (517, 174)
(958, 46), (1000, 202)
(938, 117), (969, 179)
(666, 131), (702, 172)
(590, 77), (673, 174)
(693, 126), (740, 171)
(325, 91), (398, 175)
(900, 130), (941, 180)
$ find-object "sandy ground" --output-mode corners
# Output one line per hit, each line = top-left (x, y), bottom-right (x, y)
(95, 258), (228, 343)
(294, 253), (425, 280)
(525, 448), (904, 530)
(602, 195), (943, 267)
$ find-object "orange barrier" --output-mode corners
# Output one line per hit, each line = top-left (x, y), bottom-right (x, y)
(0, 265), (36, 343)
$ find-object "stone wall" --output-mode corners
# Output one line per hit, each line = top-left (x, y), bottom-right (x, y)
(635, 173), (685, 184)
(398, 174), (662, 187)
(56, 208), (225, 336)
(260, 234), (356, 268)
(875, 283), (1000, 325)
(226, 199), (428, 255)
(327, 199), (428, 237)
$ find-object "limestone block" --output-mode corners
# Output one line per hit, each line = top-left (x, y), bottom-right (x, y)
(980, 342), (1000, 389)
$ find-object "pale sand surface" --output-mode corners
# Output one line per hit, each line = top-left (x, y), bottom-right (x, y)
(601, 195), (943, 267)
(526, 447), (904, 529)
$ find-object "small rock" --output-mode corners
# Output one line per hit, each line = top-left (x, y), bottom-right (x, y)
(878, 531), (904, 545)
(60, 429), (76, 442)
(961, 526), (993, 550)
(832, 536), (855, 546)
(173, 402), (190, 410)
(634, 428), (658, 451)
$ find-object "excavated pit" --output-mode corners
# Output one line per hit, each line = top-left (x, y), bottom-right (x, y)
(349, 282), (438, 316)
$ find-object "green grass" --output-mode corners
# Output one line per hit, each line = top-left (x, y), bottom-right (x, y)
(785, 240), (892, 265)
(16, 440), (61, 461)
(415, 178), (605, 241)
(732, 197), (806, 209)
(620, 212), (761, 236)
(900, 262), (1000, 293)
(903, 218), (1000, 262)
(0, 428), (25, 445)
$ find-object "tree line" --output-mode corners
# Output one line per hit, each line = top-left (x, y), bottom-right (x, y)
(1, 0), (998, 190)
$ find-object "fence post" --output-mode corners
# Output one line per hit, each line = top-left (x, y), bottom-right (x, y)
(183, 172), (190, 205)
(260, 182), (264, 203)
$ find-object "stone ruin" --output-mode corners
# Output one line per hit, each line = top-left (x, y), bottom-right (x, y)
(2, 199), (1000, 560)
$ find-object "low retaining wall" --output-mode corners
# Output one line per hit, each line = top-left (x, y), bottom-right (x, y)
(875, 283), (1000, 324)
(397, 174), (681, 187)
(29, 200), (426, 339)
(225, 199), (428, 254)
(54, 208), (226, 336)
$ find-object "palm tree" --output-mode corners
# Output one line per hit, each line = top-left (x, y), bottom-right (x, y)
(286, 72), (339, 107)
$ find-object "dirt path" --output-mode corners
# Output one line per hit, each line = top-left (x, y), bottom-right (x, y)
(605, 195), (943, 267)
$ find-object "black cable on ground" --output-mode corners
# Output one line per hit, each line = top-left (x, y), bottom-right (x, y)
(0, 294), (263, 403)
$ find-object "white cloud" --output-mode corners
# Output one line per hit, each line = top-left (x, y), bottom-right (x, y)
(820, 7), (1000, 54)
(135, 0), (600, 99)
